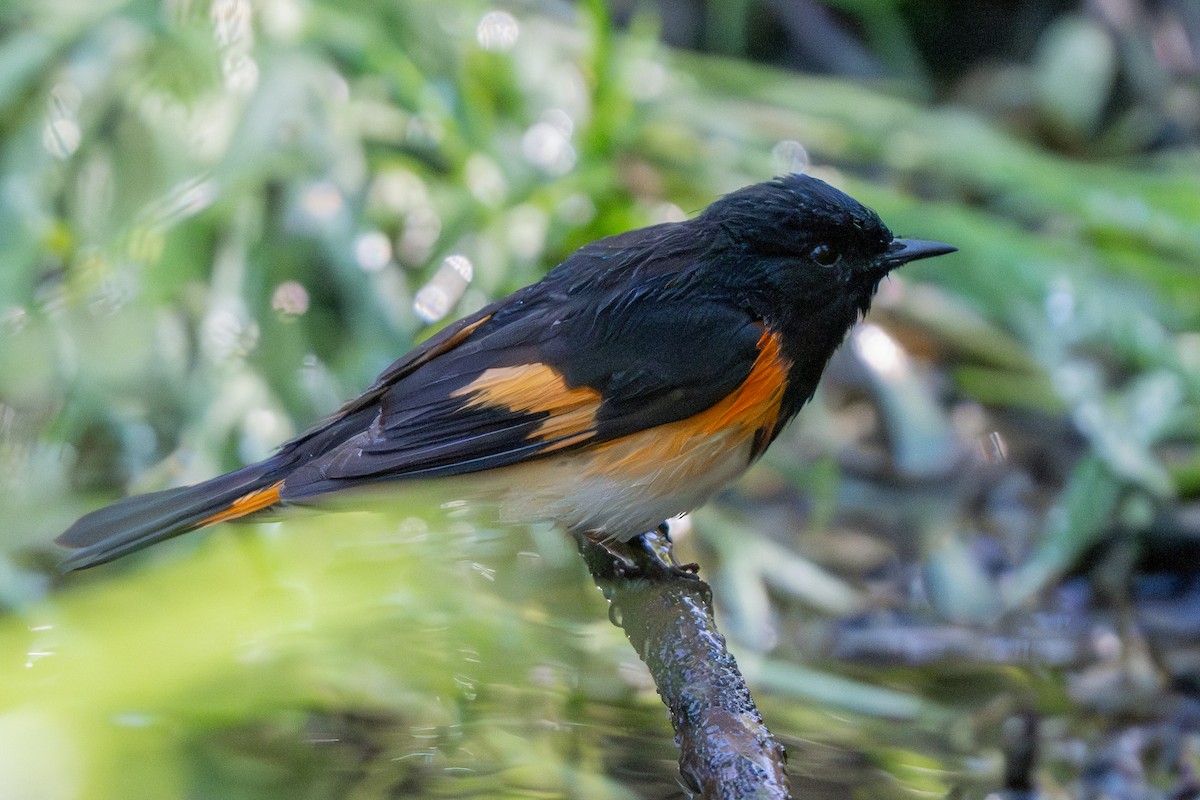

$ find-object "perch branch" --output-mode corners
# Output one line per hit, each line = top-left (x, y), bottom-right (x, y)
(574, 527), (791, 800)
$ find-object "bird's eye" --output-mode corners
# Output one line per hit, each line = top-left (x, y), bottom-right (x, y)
(810, 244), (839, 267)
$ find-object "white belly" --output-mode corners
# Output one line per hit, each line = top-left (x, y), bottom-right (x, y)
(477, 427), (757, 540)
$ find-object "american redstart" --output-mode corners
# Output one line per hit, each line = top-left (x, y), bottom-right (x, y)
(57, 173), (955, 570)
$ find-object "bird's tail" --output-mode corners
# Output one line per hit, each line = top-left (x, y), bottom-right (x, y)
(57, 463), (285, 571)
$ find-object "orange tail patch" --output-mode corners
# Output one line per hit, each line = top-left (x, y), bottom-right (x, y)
(199, 481), (285, 527)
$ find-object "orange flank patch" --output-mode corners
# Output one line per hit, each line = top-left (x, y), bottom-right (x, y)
(590, 329), (791, 473)
(694, 329), (789, 439)
(199, 481), (285, 528)
(452, 363), (602, 445)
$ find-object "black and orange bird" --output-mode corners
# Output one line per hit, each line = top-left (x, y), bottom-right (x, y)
(57, 174), (955, 571)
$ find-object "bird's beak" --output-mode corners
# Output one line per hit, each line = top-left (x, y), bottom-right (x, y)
(884, 238), (957, 268)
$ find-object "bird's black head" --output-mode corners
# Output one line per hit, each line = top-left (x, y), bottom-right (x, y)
(697, 173), (955, 399)
(698, 172), (953, 322)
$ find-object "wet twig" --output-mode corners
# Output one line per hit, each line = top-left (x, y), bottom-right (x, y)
(574, 527), (791, 800)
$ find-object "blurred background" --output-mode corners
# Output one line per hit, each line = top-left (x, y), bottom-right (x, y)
(1, 0), (1198, 797)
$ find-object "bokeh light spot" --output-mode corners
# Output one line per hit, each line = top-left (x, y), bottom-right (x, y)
(211, 0), (254, 50)
(522, 111), (576, 175)
(203, 307), (260, 361)
(271, 280), (309, 317)
(772, 140), (810, 175)
(354, 231), (393, 273)
(414, 255), (474, 323)
(413, 285), (449, 324)
(443, 253), (474, 282)
(852, 324), (907, 379)
(222, 53), (260, 93)
(42, 119), (81, 160)
(476, 10), (519, 52)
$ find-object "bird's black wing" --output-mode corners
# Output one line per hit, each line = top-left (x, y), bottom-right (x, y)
(278, 246), (776, 499)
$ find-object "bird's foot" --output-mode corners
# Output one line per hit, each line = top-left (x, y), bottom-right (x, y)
(583, 523), (700, 583)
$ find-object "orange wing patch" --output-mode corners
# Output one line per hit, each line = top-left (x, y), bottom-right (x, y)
(198, 480), (284, 528)
(451, 363), (602, 446)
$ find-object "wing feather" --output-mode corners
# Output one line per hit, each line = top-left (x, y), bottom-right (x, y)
(276, 249), (776, 501)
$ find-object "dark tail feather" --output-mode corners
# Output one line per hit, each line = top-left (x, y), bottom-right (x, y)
(57, 464), (284, 571)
